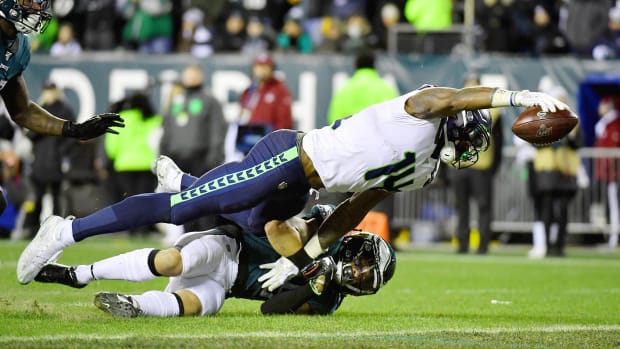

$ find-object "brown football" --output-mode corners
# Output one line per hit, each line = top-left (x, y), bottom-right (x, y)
(511, 106), (579, 145)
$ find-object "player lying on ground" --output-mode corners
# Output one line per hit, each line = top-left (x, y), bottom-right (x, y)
(0, 0), (124, 214)
(34, 209), (396, 317)
(18, 84), (570, 289)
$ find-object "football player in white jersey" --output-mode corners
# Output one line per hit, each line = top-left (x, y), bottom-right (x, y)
(18, 84), (570, 290)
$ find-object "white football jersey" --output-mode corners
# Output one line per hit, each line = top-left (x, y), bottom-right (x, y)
(303, 89), (442, 193)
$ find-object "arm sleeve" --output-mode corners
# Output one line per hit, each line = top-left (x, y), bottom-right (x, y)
(260, 284), (315, 315)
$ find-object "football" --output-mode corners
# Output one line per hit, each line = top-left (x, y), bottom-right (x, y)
(511, 106), (579, 145)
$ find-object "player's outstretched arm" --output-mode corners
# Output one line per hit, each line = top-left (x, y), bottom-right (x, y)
(1, 75), (124, 140)
(405, 86), (570, 120)
(2, 75), (65, 136)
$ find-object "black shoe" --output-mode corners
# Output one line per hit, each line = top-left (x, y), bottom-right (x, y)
(35, 263), (87, 289)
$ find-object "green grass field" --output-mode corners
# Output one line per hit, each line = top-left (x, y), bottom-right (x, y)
(0, 236), (619, 349)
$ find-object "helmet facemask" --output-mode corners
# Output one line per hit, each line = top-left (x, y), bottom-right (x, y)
(334, 231), (396, 296)
(440, 110), (491, 169)
(0, 0), (52, 34)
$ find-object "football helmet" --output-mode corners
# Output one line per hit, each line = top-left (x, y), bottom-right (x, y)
(0, 0), (52, 34)
(440, 109), (491, 169)
(334, 231), (396, 296)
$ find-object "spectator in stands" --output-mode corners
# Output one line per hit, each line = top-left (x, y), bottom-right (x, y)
(531, 1), (570, 56)
(0, 149), (27, 239)
(81, 0), (117, 51)
(529, 86), (582, 258)
(159, 64), (226, 232)
(237, 0), (293, 34)
(592, 5), (620, 60)
(594, 95), (620, 249)
(214, 10), (247, 52)
(120, 0), (174, 54)
(300, 0), (333, 46)
(315, 16), (345, 53)
(327, 50), (398, 124)
(449, 74), (503, 255)
(105, 92), (162, 236)
(332, 0), (368, 20)
(177, 7), (215, 58)
(341, 13), (373, 54)
(367, 2), (405, 50)
(564, 0), (610, 57)
(160, 64), (226, 183)
(276, 6), (313, 54)
(239, 53), (293, 131)
(182, 0), (228, 28)
(241, 16), (273, 55)
(50, 23), (82, 57)
(475, 0), (514, 52)
(24, 81), (76, 236)
(404, 0), (452, 31)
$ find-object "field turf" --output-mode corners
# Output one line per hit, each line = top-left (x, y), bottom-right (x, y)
(0, 236), (619, 349)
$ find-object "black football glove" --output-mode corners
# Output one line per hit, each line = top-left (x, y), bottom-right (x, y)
(300, 256), (335, 295)
(62, 113), (125, 140)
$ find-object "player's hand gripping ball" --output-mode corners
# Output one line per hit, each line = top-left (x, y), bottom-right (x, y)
(511, 106), (578, 146)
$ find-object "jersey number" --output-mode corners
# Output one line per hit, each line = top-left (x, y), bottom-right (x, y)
(364, 152), (416, 192)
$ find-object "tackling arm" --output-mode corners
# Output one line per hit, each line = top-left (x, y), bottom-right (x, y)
(287, 189), (392, 268)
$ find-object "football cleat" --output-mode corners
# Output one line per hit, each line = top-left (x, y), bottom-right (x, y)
(528, 247), (547, 259)
(35, 263), (86, 289)
(151, 155), (183, 193)
(17, 215), (73, 284)
(94, 292), (141, 318)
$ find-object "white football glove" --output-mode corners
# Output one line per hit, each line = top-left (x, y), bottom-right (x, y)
(258, 256), (299, 292)
(513, 90), (570, 112)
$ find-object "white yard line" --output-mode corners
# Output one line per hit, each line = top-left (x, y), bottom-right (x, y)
(2, 324), (619, 342)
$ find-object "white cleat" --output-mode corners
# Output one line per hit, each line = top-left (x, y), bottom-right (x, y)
(527, 246), (546, 259)
(151, 155), (183, 193)
(17, 215), (72, 284)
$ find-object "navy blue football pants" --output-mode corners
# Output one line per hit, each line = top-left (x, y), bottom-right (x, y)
(72, 130), (310, 241)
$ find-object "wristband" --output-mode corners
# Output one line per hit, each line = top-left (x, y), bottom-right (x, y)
(490, 88), (518, 107)
(303, 234), (326, 259)
(287, 249), (313, 269)
(61, 120), (77, 137)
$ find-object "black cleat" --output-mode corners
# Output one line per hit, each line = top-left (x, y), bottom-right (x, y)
(94, 292), (141, 318)
(34, 263), (87, 289)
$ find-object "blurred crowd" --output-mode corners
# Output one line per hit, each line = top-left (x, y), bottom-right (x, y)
(31, 0), (620, 60)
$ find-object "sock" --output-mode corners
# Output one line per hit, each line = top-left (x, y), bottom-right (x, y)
(549, 223), (559, 244)
(132, 291), (180, 317)
(76, 248), (157, 284)
(532, 221), (546, 250)
(59, 220), (76, 246)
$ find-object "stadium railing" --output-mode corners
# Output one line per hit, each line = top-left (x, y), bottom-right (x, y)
(391, 147), (620, 239)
